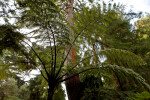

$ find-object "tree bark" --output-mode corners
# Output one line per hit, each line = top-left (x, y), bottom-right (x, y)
(65, 0), (81, 100)
(65, 75), (81, 100)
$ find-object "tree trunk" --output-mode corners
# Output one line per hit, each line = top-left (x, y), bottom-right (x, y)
(47, 87), (54, 100)
(66, 0), (74, 27)
(65, 0), (81, 100)
(65, 75), (81, 100)
(0, 91), (5, 100)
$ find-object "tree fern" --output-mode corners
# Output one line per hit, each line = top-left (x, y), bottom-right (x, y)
(99, 49), (146, 68)
(16, 0), (70, 47)
(79, 64), (150, 92)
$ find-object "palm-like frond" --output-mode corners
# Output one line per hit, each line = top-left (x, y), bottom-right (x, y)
(79, 64), (150, 92)
(99, 49), (146, 68)
(104, 64), (150, 91)
(0, 25), (25, 54)
(16, 0), (70, 47)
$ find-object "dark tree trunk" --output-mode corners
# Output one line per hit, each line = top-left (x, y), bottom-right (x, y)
(0, 91), (5, 100)
(47, 87), (54, 100)
(65, 75), (81, 100)
(65, 0), (81, 100)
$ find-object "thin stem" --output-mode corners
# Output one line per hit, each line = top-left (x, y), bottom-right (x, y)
(40, 69), (48, 82)
(43, 6), (54, 74)
(55, 21), (92, 78)
(58, 67), (99, 83)
(47, 29), (54, 73)
(57, 55), (93, 80)
(48, 22), (57, 75)
(22, 41), (50, 78)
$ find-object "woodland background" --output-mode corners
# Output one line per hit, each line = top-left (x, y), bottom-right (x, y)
(1, 0), (150, 100)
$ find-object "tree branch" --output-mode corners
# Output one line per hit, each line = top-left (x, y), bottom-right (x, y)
(48, 24), (57, 75)
(46, 28), (54, 73)
(57, 55), (93, 80)
(40, 70), (48, 82)
(22, 41), (50, 78)
(58, 67), (99, 83)
(95, 39), (110, 48)
(55, 21), (93, 78)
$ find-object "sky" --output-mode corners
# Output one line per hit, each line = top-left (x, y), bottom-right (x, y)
(110, 0), (150, 13)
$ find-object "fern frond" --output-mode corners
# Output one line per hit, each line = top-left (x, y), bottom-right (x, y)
(0, 64), (16, 81)
(99, 49), (146, 68)
(104, 64), (150, 91)
(79, 64), (150, 92)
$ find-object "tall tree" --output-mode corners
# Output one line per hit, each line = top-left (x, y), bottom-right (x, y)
(65, 0), (81, 100)
(1, 0), (150, 100)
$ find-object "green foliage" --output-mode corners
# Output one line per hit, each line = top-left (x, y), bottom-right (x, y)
(129, 91), (150, 100)
(104, 65), (150, 92)
(1, 0), (150, 100)
(0, 78), (30, 100)
(133, 15), (150, 57)
(79, 63), (150, 92)
(28, 75), (47, 100)
(100, 49), (146, 68)
(136, 14), (150, 36)
(0, 25), (24, 55)
(80, 64), (150, 99)
(4, 96), (23, 100)
(82, 75), (102, 89)
(81, 88), (134, 100)
(16, 0), (70, 46)
(0, 24), (37, 80)
(53, 87), (66, 100)
(28, 75), (65, 100)
(17, 85), (30, 100)
(72, 2), (134, 50)
(0, 79), (19, 97)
